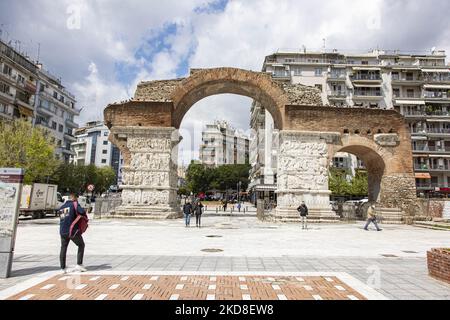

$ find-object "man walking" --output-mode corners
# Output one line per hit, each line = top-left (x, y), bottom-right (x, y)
(183, 201), (193, 227)
(59, 193), (88, 273)
(364, 205), (382, 231)
(297, 201), (309, 230)
(194, 201), (204, 228)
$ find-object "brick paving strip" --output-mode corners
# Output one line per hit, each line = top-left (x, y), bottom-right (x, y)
(0, 272), (387, 300)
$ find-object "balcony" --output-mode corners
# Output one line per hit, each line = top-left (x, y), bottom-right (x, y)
(351, 74), (382, 85)
(327, 74), (347, 82)
(423, 75), (450, 83)
(353, 91), (383, 100)
(391, 76), (424, 86)
(327, 91), (347, 99)
(64, 132), (77, 142)
(412, 145), (450, 153)
(271, 72), (291, 80)
(36, 105), (54, 118)
(65, 118), (79, 128)
(424, 92), (450, 100)
(59, 147), (76, 156)
(40, 91), (81, 115)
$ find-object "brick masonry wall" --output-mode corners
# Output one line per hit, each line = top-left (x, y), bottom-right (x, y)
(104, 101), (173, 128)
(427, 249), (450, 284)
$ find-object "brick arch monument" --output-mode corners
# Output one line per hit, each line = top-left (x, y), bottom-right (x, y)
(104, 67), (418, 222)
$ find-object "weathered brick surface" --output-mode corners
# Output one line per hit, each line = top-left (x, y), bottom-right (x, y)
(427, 249), (450, 284)
(104, 101), (173, 128)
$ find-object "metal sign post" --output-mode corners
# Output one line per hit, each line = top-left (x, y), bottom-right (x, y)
(0, 168), (24, 278)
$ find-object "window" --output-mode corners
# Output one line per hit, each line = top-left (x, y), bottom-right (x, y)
(315, 68), (322, 76)
(407, 89), (415, 98)
(0, 103), (8, 114)
(59, 124), (64, 132)
(362, 61), (369, 65)
(291, 66), (302, 76)
(2, 64), (12, 76)
(52, 121), (57, 130)
(393, 88), (400, 98)
(102, 150), (108, 154)
(315, 84), (323, 91)
(101, 159), (107, 164)
(0, 82), (10, 94)
(103, 141), (108, 145)
(103, 132), (109, 136)
(53, 91), (58, 99)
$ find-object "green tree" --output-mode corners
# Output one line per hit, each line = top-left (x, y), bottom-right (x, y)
(0, 120), (59, 184)
(53, 163), (116, 195)
(328, 168), (368, 197)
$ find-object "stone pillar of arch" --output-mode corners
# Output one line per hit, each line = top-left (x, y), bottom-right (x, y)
(109, 126), (182, 219)
(275, 131), (340, 222)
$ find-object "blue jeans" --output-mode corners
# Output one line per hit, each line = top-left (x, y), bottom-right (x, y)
(185, 214), (191, 226)
(364, 217), (381, 230)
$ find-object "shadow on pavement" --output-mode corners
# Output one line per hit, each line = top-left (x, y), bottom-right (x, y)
(11, 264), (112, 277)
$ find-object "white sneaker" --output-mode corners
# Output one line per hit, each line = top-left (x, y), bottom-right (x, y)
(61, 268), (68, 274)
(74, 265), (87, 272)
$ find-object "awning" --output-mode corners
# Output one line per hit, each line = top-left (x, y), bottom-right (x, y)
(415, 173), (431, 179)
(352, 67), (381, 71)
(17, 105), (34, 117)
(353, 84), (382, 88)
(429, 155), (450, 158)
(426, 118), (450, 122)
(423, 84), (450, 90)
(394, 100), (425, 105)
(422, 69), (450, 73)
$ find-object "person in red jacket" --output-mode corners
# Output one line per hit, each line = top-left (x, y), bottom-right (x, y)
(59, 193), (88, 273)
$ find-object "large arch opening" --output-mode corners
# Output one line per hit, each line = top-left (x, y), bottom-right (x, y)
(170, 68), (286, 130)
(329, 143), (386, 220)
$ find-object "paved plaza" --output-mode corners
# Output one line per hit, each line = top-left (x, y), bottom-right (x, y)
(0, 213), (449, 300)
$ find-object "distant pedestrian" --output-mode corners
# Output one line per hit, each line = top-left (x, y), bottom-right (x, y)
(237, 202), (241, 212)
(59, 193), (89, 274)
(297, 201), (309, 230)
(364, 205), (382, 231)
(223, 200), (228, 212)
(183, 202), (193, 227)
(194, 201), (204, 228)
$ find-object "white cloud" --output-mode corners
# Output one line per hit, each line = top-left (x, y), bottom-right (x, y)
(1, 0), (449, 165)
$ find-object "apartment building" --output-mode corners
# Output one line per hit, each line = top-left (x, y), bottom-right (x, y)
(71, 121), (123, 184)
(199, 120), (250, 167)
(253, 48), (450, 197)
(0, 39), (80, 163)
(0, 39), (38, 121)
(248, 101), (278, 204)
(34, 66), (80, 163)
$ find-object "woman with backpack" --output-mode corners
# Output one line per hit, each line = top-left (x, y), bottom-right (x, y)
(59, 193), (89, 273)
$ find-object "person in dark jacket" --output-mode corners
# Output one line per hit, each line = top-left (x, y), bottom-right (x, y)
(194, 201), (204, 228)
(297, 201), (309, 230)
(59, 193), (87, 273)
(183, 202), (193, 227)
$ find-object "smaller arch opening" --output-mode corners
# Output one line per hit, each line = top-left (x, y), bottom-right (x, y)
(354, 129), (360, 135)
(367, 129), (372, 135)
(343, 129), (349, 134)
(377, 129), (383, 134)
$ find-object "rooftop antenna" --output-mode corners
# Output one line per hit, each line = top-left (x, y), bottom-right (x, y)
(322, 38), (326, 52)
(36, 42), (41, 63)
(302, 45), (306, 54)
